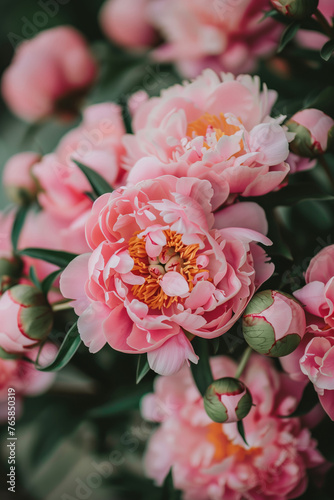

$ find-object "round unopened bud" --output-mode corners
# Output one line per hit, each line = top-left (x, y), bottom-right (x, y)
(287, 108), (334, 157)
(242, 290), (306, 357)
(270, 0), (318, 20)
(0, 255), (24, 294)
(0, 284), (53, 354)
(3, 152), (40, 204)
(204, 377), (252, 423)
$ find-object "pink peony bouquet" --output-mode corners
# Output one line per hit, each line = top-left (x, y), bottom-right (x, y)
(0, 2), (334, 498)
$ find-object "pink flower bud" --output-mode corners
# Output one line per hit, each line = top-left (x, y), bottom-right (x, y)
(0, 285), (53, 355)
(287, 108), (334, 157)
(204, 377), (253, 423)
(242, 290), (306, 357)
(3, 152), (40, 204)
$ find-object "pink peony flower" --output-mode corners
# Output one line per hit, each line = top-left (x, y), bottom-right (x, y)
(141, 355), (328, 500)
(31, 103), (126, 254)
(124, 71), (292, 199)
(0, 344), (56, 422)
(60, 175), (274, 375)
(3, 152), (40, 204)
(293, 244), (334, 334)
(1, 27), (97, 122)
(280, 245), (334, 420)
(99, 0), (156, 49)
(100, 0), (282, 77)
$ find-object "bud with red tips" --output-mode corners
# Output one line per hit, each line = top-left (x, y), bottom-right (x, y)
(204, 377), (253, 423)
(0, 284), (53, 355)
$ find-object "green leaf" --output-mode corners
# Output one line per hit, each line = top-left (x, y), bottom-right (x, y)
(41, 269), (62, 295)
(259, 9), (279, 22)
(36, 322), (81, 372)
(11, 205), (29, 251)
(73, 160), (113, 198)
(257, 183), (334, 207)
(237, 420), (249, 446)
(136, 354), (151, 384)
(278, 21), (301, 53)
(29, 266), (41, 289)
(19, 248), (77, 268)
(161, 469), (180, 500)
(0, 346), (21, 360)
(88, 390), (147, 418)
(320, 39), (334, 61)
(190, 337), (214, 397)
(280, 382), (319, 418)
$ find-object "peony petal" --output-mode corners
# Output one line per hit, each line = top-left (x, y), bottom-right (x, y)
(160, 272), (189, 297)
(147, 331), (198, 375)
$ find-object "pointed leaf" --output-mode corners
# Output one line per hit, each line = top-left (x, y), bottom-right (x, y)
(190, 337), (213, 397)
(237, 420), (249, 446)
(36, 322), (81, 372)
(320, 39), (334, 61)
(278, 22), (301, 53)
(73, 160), (113, 198)
(41, 269), (62, 295)
(11, 205), (29, 251)
(88, 390), (148, 418)
(19, 248), (77, 268)
(29, 266), (41, 289)
(161, 469), (180, 500)
(136, 354), (151, 384)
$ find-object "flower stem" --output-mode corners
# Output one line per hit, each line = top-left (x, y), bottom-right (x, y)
(318, 155), (334, 192)
(52, 301), (73, 312)
(314, 9), (334, 39)
(235, 346), (252, 379)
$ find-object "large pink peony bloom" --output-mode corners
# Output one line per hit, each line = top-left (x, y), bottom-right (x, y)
(280, 245), (334, 420)
(100, 0), (282, 77)
(141, 355), (327, 500)
(124, 71), (292, 199)
(60, 175), (274, 375)
(0, 344), (56, 422)
(2, 27), (97, 122)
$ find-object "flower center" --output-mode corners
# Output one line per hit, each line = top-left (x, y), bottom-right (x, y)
(207, 423), (260, 463)
(128, 230), (209, 310)
(187, 112), (241, 149)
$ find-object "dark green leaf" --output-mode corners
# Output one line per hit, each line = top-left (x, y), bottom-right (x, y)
(41, 269), (62, 295)
(161, 469), (180, 500)
(320, 39), (334, 61)
(19, 248), (77, 268)
(237, 420), (249, 446)
(88, 390), (147, 418)
(11, 205), (29, 251)
(211, 337), (220, 355)
(136, 354), (151, 384)
(190, 337), (213, 397)
(280, 382), (319, 418)
(259, 9), (279, 22)
(29, 266), (41, 289)
(36, 322), (81, 372)
(278, 22), (301, 53)
(257, 183), (333, 207)
(73, 160), (113, 198)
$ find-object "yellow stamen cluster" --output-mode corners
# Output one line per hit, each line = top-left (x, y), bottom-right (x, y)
(187, 112), (241, 149)
(128, 230), (208, 310)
